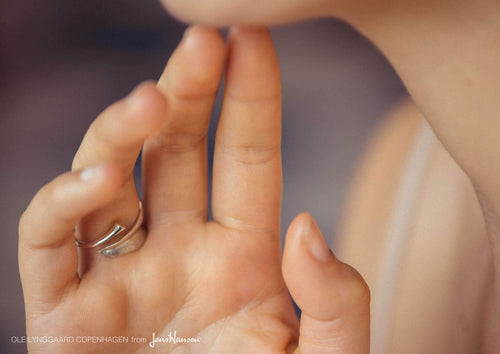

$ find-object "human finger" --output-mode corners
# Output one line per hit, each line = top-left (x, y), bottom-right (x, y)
(19, 164), (123, 314)
(283, 213), (370, 354)
(72, 83), (167, 243)
(211, 27), (282, 234)
(143, 26), (226, 227)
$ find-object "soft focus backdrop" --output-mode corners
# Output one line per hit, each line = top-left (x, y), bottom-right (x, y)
(0, 0), (405, 352)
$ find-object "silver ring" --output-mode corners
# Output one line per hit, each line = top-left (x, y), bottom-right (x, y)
(75, 202), (146, 258)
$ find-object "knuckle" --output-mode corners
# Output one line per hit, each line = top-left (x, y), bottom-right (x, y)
(223, 143), (281, 165)
(18, 208), (30, 236)
(18, 175), (67, 242)
(153, 131), (207, 154)
(37, 175), (75, 224)
(215, 214), (277, 235)
(92, 120), (137, 153)
(226, 91), (281, 105)
(171, 78), (218, 102)
(71, 140), (101, 171)
(44, 178), (64, 205)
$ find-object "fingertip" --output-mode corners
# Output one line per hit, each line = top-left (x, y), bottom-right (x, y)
(283, 213), (369, 321)
(226, 26), (281, 101)
(81, 162), (124, 197)
(284, 213), (370, 353)
(229, 26), (271, 42)
(287, 211), (312, 240)
(182, 25), (226, 53)
(73, 82), (168, 171)
(304, 214), (335, 263)
(284, 211), (334, 265)
(126, 81), (168, 128)
(159, 26), (226, 98)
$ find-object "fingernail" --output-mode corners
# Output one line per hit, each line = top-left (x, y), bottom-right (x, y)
(80, 165), (104, 182)
(181, 26), (204, 49)
(302, 214), (332, 263)
(181, 26), (195, 46)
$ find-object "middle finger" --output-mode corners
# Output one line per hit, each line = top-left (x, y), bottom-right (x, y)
(212, 27), (282, 236)
(142, 26), (226, 228)
(72, 82), (167, 244)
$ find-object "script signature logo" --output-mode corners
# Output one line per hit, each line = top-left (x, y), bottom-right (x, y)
(149, 331), (201, 348)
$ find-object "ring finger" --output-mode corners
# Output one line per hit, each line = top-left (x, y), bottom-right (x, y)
(71, 82), (167, 265)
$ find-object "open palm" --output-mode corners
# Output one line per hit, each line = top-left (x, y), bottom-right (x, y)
(19, 27), (369, 353)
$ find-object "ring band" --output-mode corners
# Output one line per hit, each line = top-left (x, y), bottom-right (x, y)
(75, 202), (145, 258)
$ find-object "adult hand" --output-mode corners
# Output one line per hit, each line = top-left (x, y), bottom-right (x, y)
(19, 27), (369, 353)
(158, 2), (500, 351)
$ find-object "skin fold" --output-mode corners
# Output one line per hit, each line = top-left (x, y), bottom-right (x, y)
(157, 0), (500, 351)
(19, 27), (369, 353)
(19, 0), (500, 351)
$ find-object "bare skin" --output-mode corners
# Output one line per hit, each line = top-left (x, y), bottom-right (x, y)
(19, 27), (370, 353)
(19, 0), (500, 351)
(158, 0), (500, 351)
(337, 99), (492, 353)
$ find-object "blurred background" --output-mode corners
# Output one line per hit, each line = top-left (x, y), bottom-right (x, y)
(0, 0), (405, 352)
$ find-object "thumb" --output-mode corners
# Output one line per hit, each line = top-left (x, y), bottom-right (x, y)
(282, 213), (370, 354)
